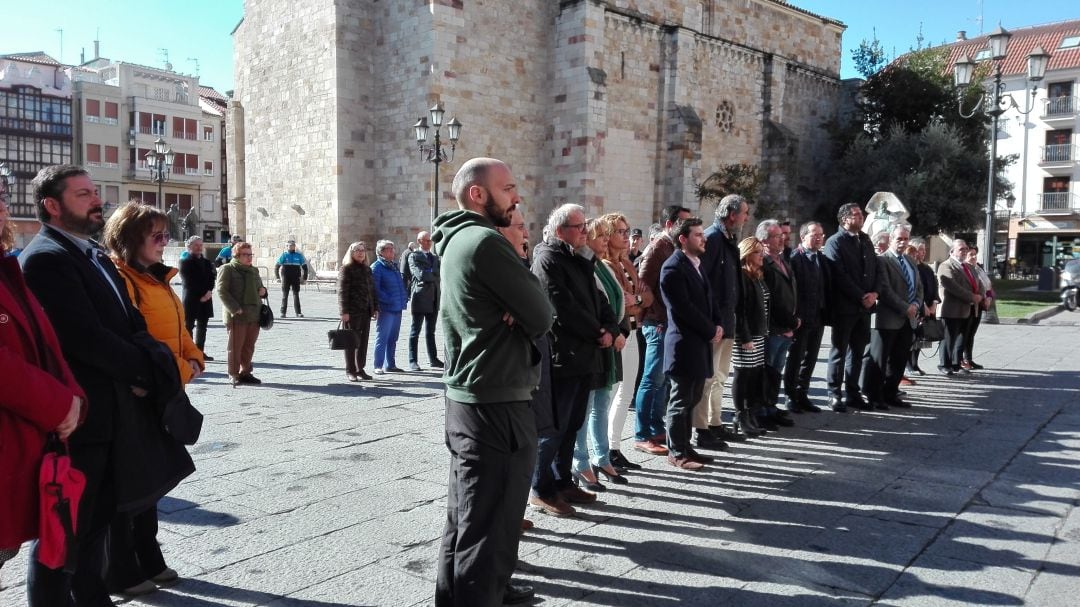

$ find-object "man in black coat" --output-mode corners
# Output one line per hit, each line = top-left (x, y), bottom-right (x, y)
(784, 221), (829, 412)
(179, 235), (216, 360)
(660, 217), (721, 470)
(695, 194), (747, 449)
(822, 203), (879, 412)
(530, 203), (620, 516)
(20, 165), (156, 605)
(407, 230), (444, 371)
(758, 219), (798, 428)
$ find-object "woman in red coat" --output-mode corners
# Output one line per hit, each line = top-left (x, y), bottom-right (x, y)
(0, 188), (84, 575)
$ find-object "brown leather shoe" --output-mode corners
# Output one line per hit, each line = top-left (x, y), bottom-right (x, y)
(667, 455), (705, 470)
(521, 518), (534, 532)
(687, 448), (715, 464)
(633, 439), (668, 455)
(528, 494), (575, 517)
(559, 485), (598, 504)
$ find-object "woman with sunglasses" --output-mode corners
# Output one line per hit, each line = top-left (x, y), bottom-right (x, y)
(338, 241), (378, 381)
(101, 201), (203, 596)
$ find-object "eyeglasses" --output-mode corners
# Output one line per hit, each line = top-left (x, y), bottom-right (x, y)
(355, 248), (366, 253)
(563, 222), (586, 231)
(150, 231), (171, 245)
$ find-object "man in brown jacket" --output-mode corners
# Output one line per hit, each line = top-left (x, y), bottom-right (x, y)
(936, 239), (983, 376)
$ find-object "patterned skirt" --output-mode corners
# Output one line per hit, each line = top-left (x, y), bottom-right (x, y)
(732, 335), (766, 369)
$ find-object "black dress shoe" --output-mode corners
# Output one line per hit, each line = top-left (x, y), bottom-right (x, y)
(503, 581), (535, 605)
(756, 415), (779, 431)
(358, 370), (373, 380)
(871, 400), (890, 410)
(827, 396), (847, 412)
(709, 424), (744, 442)
(695, 430), (728, 450)
(785, 399), (803, 414)
(430, 359), (445, 368)
(799, 397), (823, 413)
(687, 448), (715, 464)
(889, 397), (911, 408)
(846, 396), (872, 411)
(202, 354), (215, 361)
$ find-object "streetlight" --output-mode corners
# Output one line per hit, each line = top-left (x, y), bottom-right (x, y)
(413, 103), (462, 228)
(954, 25), (1050, 271)
(144, 136), (175, 208)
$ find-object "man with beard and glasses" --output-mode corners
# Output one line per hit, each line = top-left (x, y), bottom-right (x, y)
(432, 158), (554, 607)
(19, 165), (164, 606)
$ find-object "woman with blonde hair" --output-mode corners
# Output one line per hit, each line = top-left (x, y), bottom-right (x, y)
(102, 201), (203, 595)
(338, 241), (378, 381)
(600, 212), (652, 474)
(732, 237), (770, 438)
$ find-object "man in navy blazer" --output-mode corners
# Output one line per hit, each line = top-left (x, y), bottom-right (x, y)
(785, 221), (829, 412)
(660, 217), (722, 471)
(822, 203), (879, 412)
(20, 165), (155, 605)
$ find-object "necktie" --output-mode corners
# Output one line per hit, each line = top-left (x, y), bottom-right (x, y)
(899, 255), (916, 304)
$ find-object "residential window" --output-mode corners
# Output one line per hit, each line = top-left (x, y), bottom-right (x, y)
(185, 118), (197, 140)
(203, 160), (214, 175)
(129, 190), (157, 207)
(104, 145), (119, 167)
(152, 113), (166, 136)
(172, 116), (185, 138)
(164, 192), (194, 212)
(974, 49), (991, 61)
(202, 125), (214, 141)
(104, 101), (119, 125)
(1060, 36), (1080, 50)
(86, 143), (101, 165)
(104, 185), (119, 206)
(186, 153), (199, 175)
(86, 99), (100, 123)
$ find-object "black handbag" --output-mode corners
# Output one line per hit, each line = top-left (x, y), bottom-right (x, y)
(916, 317), (945, 342)
(258, 296), (274, 329)
(161, 390), (204, 446)
(328, 321), (359, 350)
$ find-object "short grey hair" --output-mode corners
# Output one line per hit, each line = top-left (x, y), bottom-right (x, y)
(754, 219), (780, 241)
(375, 239), (395, 256)
(715, 194), (746, 221)
(909, 237), (926, 248)
(545, 203), (585, 243)
(798, 221), (822, 239)
(185, 235), (203, 249)
(871, 230), (890, 247)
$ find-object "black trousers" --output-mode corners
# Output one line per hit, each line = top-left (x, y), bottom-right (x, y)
(28, 442), (115, 607)
(436, 400), (536, 607)
(408, 311), (439, 364)
(185, 313), (210, 351)
(962, 308), (983, 361)
(861, 324), (914, 403)
(826, 312), (870, 399)
(532, 377), (590, 498)
(344, 315), (372, 374)
(106, 506), (167, 589)
(784, 323), (824, 402)
(665, 374), (704, 458)
(280, 278), (301, 314)
(731, 365), (763, 412)
(940, 316), (969, 370)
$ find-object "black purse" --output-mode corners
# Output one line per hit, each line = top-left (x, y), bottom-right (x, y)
(258, 296), (274, 329)
(328, 321), (359, 350)
(916, 317), (945, 342)
(161, 390), (204, 446)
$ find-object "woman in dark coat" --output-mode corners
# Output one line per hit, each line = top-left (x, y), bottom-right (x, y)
(732, 237), (770, 438)
(338, 242), (378, 381)
(178, 236), (217, 360)
(0, 191), (85, 577)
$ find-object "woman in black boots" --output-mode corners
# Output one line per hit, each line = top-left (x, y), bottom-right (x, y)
(732, 237), (770, 438)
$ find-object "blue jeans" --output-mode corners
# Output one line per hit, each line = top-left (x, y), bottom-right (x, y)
(374, 310), (402, 369)
(573, 387), (612, 472)
(634, 323), (669, 441)
(765, 334), (793, 371)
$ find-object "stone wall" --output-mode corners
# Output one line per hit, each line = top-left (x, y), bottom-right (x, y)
(231, 0), (845, 260)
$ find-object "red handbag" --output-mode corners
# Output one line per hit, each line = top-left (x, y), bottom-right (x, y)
(37, 434), (85, 571)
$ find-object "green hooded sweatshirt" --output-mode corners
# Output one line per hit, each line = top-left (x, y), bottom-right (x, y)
(432, 209), (554, 404)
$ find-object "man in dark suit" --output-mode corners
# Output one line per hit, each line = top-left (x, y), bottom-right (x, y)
(822, 203), (879, 412)
(407, 230), (444, 371)
(785, 221), (829, 413)
(861, 225), (923, 408)
(660, 217), (722, 471)
(695, 195), (748, 449)
(179, 235), (217, 360)
(20, 164), (155, 606)
(758, 219), (798, 428)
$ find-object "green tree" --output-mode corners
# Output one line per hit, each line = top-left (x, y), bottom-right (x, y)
(695, 163), (768, 217)
(851, 35), (887, 79)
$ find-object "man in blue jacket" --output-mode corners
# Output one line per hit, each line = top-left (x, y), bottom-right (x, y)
(275, 239), (309, 318)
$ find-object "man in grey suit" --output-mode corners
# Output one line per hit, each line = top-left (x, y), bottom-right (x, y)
(408, 230), (444, 371)
(936, 239), (982, 376)
(861, 225), (923, 408)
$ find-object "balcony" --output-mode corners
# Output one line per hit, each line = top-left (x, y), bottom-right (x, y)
(1040, 144), (1078, 172)
(1042, 96), (1077, 121)
(1037, 192), (1080, 214)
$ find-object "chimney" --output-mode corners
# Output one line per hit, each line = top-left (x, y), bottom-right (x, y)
(957, 31), (967, 41)
(93, 40), (99, 60)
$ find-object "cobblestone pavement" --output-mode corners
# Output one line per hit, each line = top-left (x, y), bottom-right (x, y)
(3, 289), (1079, 606)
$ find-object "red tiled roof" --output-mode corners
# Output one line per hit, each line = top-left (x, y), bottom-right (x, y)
(941, 20), (1080, 77)
(199, 85), (227, 101)
(1, 51), (63, 67)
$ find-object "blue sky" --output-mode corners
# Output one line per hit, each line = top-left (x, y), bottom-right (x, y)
(2, 1), (1075, 89)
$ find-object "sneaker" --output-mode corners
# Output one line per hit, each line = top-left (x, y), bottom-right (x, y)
(373, 368), (385, 375)
(408, 362), (422, 372)
(297, 313), (304, 318)
(633, 439), (668, 455)
(528, 494), (575, 517)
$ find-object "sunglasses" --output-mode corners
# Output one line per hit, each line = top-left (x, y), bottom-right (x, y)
(150, 231), (172, 245)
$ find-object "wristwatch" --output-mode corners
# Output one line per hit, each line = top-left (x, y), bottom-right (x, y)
(635, 295), (642, 306)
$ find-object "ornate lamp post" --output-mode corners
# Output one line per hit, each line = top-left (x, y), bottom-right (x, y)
(144, 136), (175, 208)
(954, 26), (1050, 271)
(413, 104), (462, 228)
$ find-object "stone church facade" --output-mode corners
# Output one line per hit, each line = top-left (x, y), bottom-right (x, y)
(230, 0), (845, 269)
